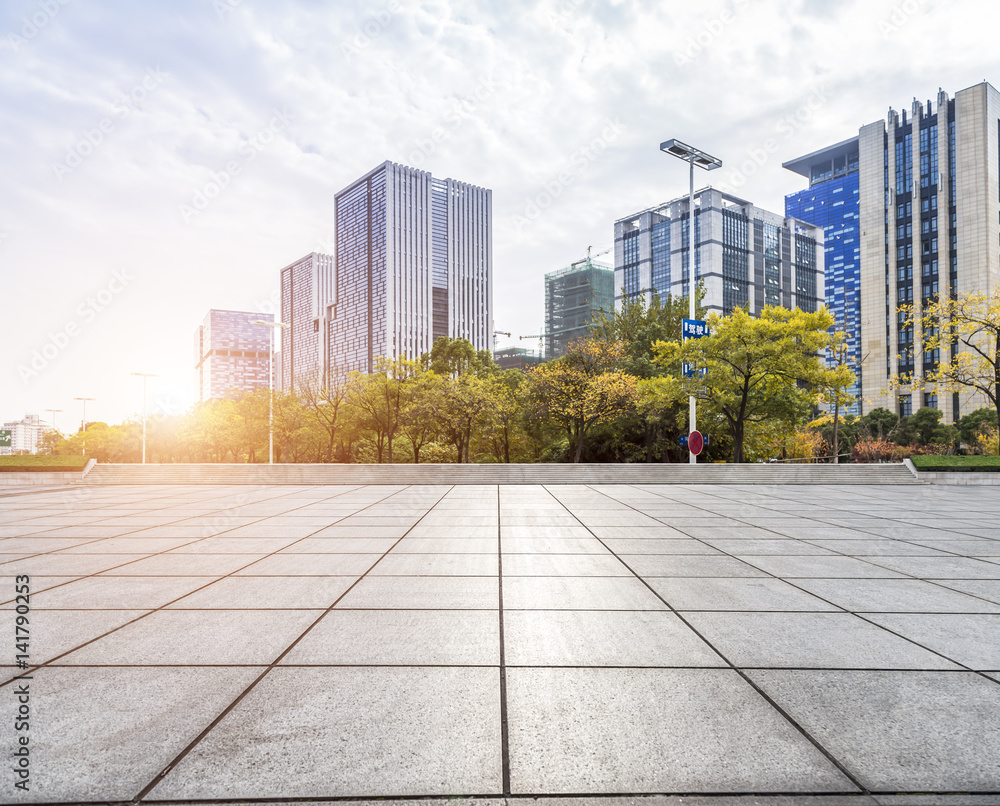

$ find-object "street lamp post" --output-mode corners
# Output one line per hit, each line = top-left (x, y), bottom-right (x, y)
(252, 320), (290, 464)
(130, 373), (157, 464)
(74, 397), (96, 456)
(44, 409), (63, 443)
(660, 139), (722, 464)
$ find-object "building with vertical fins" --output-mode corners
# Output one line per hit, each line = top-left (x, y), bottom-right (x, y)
(279, 252), (335, 393)
(785, 81), (1000, 423)
(193, 310), (273, 402)
(329, 161), (493, 376)
(784, 139), (862, 415)
(614, 188), (824, 318)
(544, 258), (614, 360)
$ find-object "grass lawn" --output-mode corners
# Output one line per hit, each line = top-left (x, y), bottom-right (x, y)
(0, 456), (90, 472)
(910, 455), (1000, 472)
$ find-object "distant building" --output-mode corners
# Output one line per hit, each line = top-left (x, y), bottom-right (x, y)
(329, 160), (492, 376)
(784, 81), (1000, 422)
(544, 259), (614, 360)
(614, 188), (824, 318)
(0, 414), (44, 455)
(493, 346), (544, 371)
(279, 252), (335, 393)
(193, 310), (273, 402)
(784, 138), (862, 415)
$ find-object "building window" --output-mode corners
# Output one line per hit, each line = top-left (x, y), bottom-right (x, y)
(899, 394), (912, 418)
(924, 393), (938, 410)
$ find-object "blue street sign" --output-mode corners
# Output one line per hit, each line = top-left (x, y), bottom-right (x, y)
(682, 319), (709, 339)
(683, 363), (707, 378)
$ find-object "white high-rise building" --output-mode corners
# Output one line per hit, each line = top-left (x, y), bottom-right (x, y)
(328, 161), (493, 375)
(279, 252), (335, 393)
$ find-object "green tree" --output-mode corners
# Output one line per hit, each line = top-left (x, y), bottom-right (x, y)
(957, 407), (999, 447)
(655, 306), (839, 463)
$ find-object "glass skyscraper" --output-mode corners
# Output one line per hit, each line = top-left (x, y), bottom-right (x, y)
(330, 161), (493, 376)
(784, 139), (862, 414)
(614, 188), (824, 318)
(279, 252), (335, 394)
(784, 82), (1000, 423)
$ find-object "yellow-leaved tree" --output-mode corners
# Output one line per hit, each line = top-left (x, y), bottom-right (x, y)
(898, 285), (1000, 455)
(528, 339), (640, 463)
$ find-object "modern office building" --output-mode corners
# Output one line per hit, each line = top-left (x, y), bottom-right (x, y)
(784, 140), (862, 415)
(544, 258), (614, 360)
(279, 252), (335, 393)
(0, 414), (44, 455)
(785, 81), (1000, 422)
(614, 188), (824, 318)
(329, 160), (493, 376)
(193, 310), (273, 402)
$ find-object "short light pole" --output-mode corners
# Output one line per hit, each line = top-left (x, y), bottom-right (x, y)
(74, 397), (96, 456)
(252, 320), (289, 464)
(660, 138), (722, 464)
(130, 373), (157, 464)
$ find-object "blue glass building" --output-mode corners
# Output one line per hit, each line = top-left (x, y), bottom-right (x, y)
(784, 139), (862, 415)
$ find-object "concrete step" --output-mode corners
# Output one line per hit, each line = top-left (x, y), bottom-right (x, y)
(80, 462), (918, 485)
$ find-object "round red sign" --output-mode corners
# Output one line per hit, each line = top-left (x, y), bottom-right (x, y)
(688, 430), (704, 456)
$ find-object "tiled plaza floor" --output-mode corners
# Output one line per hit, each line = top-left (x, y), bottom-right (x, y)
(0, 482), (999, 804)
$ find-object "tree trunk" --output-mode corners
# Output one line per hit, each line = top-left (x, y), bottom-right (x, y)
(832, 399), (841, 464)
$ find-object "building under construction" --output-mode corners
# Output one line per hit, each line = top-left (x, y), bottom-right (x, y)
(544, 259), (614, 360)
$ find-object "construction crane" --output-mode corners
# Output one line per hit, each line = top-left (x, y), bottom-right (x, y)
(492, 330), (511, 349)
(519, 331), (553, 358)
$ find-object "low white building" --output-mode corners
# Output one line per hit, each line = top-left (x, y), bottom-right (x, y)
(0, 414), (45, 455)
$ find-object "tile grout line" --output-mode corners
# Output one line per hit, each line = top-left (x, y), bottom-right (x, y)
(497, 484), (512, 796)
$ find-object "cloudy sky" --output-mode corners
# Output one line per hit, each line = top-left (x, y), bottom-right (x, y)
(2, 0), (998, 429)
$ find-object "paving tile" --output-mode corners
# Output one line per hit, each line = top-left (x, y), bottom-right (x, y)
(861, 613), (1000, 669)
(58, 536), (201, 554)
(501, 537), (608, 554)
(862, 556), (1000, 579)
(28, 576), (211, 609)
(502, 554), (632, 576)
(234, 553), (382, 576)
(58, 609), (318, 665)
(648, 577), (839, 612)
(504, 610), (724, 667)
(393, 537), (498, 553)
(0, 666), (259, 803)
(600, 538), (722, 554)
(506, 668), (853, 793)
(0, 554), (143, 576)
(0, 609), (149, 667)
(283, 609), (499, 665)
(337, 576), (499, 609)
(98, 553), (261, 576)
(622, 554), (769, 578)
(149, 667), (501, 799)
(740, 555), (905, 578)
(278, 537), (398, 553)
(748, 670), (1000, 791)
(166, 576), (356, 609)
(0, 537), (104, 552)
(684, 612), (960, 669)
(930, 578), (1000, 604)
(801, 539), (948, 556)
(704, 539), (836, 556)
(792, 579), (1000, 613)
(404, 526), (498, 538)
(370, 552), (498, 576)
(311, 525), (412, 538)
(503, 576), (668, 610)
(589, 525), (694, 539)
(500, 525), (593, 538)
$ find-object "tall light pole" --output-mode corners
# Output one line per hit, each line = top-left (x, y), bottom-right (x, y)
(44, 409), (63, 444)
(253, 320), (289, 464)
(74, 397), (96, 456)
(660, 139), (722, 464)
(131, 373), (157, 464)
